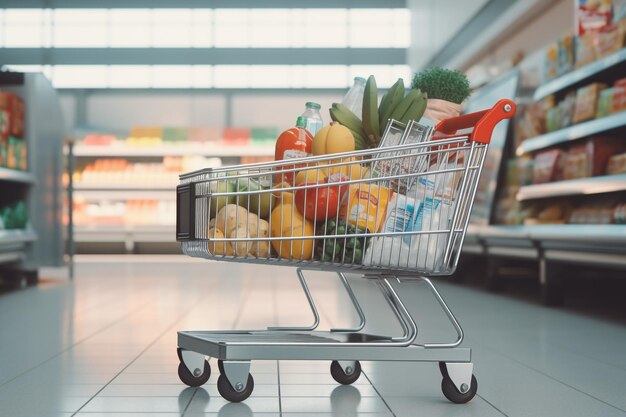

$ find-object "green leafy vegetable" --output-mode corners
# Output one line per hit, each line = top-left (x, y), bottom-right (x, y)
(411, 67), (471, 104)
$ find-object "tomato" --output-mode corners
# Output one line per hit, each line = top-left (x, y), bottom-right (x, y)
(295, 181), (341, 222)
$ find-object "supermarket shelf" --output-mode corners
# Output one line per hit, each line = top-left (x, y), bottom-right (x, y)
(74, 183), (175, 191)
(72, 143), (275, 157)
(516, 110), (626, 154)
(0, 229), (38, 245)
(533, 47), (626, 100)
(466, 224), (626, 244)
(0, 167), (36, 184)
(73, 189), (175, 200)
(75, 225), (174, 243)
(516, 174), (626, 201)
(0, 251), (26, 264)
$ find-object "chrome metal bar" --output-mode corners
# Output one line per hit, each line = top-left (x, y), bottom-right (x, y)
(267, 268), (320, 332)
(416, 277), (464, 348)
(382, 278), (418, 345)
(330, 273), (366, 333)
(376, 279), (409, 340)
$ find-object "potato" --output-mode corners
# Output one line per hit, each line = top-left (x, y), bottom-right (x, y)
(214, 204), (251, 237)
(207, 228), (234, 256)
(209, 217), (217, 231)
(230, 227), (251, 257)
(246, 219), (270, 258)
(250, 240), (271, 258)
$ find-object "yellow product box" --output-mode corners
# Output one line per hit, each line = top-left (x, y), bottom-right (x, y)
(339, 184), (393, 233)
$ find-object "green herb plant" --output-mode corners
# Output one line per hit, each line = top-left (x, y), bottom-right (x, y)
(411, 67), (471, 104)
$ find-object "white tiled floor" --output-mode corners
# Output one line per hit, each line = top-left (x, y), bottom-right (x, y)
(0, 256), (625, 416)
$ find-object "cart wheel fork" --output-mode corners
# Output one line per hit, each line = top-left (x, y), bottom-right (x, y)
(177, 348), (206, 377)
(440, 362), (473, 394)
(221, 360), (251, 392)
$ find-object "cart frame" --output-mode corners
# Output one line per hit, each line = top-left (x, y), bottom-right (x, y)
(175, 99), (516, 403)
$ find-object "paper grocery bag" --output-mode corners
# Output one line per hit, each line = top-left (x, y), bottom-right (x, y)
(423, 99), (462, 124)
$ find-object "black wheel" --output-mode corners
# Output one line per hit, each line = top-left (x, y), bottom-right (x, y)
(330, 360), (362, 385)
(177, 360), (211, 387)
(441, 374), (478, 404)
(217, 373), (254, 402)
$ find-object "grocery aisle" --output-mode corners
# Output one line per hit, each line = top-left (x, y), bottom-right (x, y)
(0, 257), (624, 417)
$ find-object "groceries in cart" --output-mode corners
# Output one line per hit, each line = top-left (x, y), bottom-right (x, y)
(178, 71), (513, 275)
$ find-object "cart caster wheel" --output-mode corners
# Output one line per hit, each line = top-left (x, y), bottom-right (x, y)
(217, 373), (254, 402)
(441, 374), (478, 404)
(330, 360), (362, 385)
(178, 360), (211, 387)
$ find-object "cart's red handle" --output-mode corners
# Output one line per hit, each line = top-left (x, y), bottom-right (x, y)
(434, 99), (516, 144)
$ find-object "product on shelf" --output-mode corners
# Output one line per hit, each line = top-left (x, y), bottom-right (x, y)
(0, 201), (28, 230)
(607, 151), (626, 174)
(533, 149), (565, 184)
(613, 77), (626, 112)
(0, 91), (24, 138)
(576, 0), (613, 35)
(573, 82), (608, 123)
(83, 134), (117, 146)
(223, 128), (251, 144)
(596, 87), (616, 117)
(250, 127), (278, 143)
(189, 127), (220, 142)
(595, 18), (626, 57)
(576, 31), (599, 68)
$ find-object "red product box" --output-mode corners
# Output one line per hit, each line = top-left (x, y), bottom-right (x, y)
(0, 92), (25, 138)
(533, 149), (565, 184)
(586, 136), (626, 176)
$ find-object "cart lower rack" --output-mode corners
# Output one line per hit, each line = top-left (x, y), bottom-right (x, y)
(175, 99), (515, 403)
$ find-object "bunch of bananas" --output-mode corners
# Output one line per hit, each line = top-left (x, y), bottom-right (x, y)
(378, 79), (428, 136)
(329, 75), (428, 149)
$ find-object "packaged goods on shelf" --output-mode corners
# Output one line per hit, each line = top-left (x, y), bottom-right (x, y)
(73, 198), (176, 226)
(613, 78), (626, 112)
(596, 87), (616, 117)
(607, 152), (626, 174)
(533, 149), (565, 184)
(576, 32), (599, 68)
(223, 128), (251, 144)
(525, 202), (569, 225)
(0, 91), (24, 138)
(83, 134), (117, 146)
(251, 127), (279, 143)
(162, 127), (187, 143)
(576, 0), (613, 35)
(595, 18), (626, 57)
(189, 127), (220, 142)
(0, 201), (28, 230)
(573, 82), (608, 123)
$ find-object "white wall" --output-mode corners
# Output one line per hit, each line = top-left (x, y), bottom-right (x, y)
(408, 0), (489, 70)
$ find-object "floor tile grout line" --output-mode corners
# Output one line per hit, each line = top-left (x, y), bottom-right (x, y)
(277, 360), (283, 417)
(472, 339), (626, 413)
(0, 299), (153, 392)
(362, 371), (397, 417)
(181, 387), (199, 417)
(70, 289), (210, 417)
(476, 393), (510, 417)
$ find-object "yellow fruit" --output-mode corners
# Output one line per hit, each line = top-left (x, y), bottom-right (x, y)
(271, 182), (294, 205)
(270, 203), (315, 260)
(328, 157), (365, 181)
(295, 167), (328, 185)
(311, 123), (355, 155)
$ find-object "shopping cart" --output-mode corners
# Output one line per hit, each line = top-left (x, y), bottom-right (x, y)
(175, 99), (515, 403)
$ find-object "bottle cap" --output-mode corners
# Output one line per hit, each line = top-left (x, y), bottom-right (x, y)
(305, 102), (321, 110)
(354, 77), (366, 83)
(296, 116), (307, 127)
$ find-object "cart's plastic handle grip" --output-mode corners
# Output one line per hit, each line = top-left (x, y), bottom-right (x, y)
(434, 99), (516, 144)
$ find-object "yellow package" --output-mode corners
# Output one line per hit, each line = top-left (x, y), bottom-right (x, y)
(339, 184), (392, 233)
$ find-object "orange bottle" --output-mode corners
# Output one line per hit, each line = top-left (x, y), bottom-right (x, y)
(274, 116), (313, 185)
